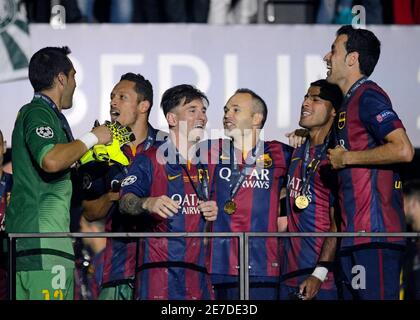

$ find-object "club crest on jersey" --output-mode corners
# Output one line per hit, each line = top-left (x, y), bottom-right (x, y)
(36, 126), (54, 138)
(121, 175), (137, 187)
(338, 112), (346, 130)
(198, 168), (210, 182)
(256, 153), (273, 168)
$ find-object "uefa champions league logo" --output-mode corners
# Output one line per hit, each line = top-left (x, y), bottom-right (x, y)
(0, 0), (17, 33)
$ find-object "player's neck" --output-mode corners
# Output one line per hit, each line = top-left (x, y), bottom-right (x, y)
(131, 119), (149, 147)
(40, 89), (62, 112)
(340, 73), (365, 96)
(0, 167), (3, 179)
(170, 130), (195, 161)
(233, 131), (258, 155)
(309, 124), (332, 147)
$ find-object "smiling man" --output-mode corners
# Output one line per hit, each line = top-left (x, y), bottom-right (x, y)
(280, 79), (342, 300)
(324, 25), (414, 300)
(119, 84), (217, 300)
(209, 89), (293, 300)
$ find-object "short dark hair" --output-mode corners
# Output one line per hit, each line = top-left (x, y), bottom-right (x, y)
(120, 73), (153, 109)
(310, 79), (343, 110)
(235, 88), (268, 129)
(336, 25), (381, 77)
(161, 84), (209, 116)
(29, 46), (73, 92)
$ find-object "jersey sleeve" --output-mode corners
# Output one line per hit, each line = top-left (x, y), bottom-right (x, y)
(23, 106), (61, 168)
(359, 89), (405, 141)
(120, 154), (153, 197)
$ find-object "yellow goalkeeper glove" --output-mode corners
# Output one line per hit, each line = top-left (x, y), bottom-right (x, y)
(80, 149), (96, 165)
(79, 121), (135, 166)
(80, 140), (130, 166)
(95, 138), (129, 166)
(104, 120), (136, 147)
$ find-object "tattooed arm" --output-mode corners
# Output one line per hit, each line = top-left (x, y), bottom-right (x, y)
(120, 193), (179, 219)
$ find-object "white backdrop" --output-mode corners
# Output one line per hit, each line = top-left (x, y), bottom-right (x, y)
(1, 24), (419, 146)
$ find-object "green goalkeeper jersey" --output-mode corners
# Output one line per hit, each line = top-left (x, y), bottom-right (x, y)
(6, 95), (74, 271)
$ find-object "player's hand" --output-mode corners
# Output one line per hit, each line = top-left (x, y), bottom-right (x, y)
(104, 121), (136, 147)
(143, 195), (180, 219)
(299, 275), (322, 300)
(285, 129), (308, 148)
(327, 145), (347, 169)
(198, 200), (218, 221)
(91, 125), (113, 145)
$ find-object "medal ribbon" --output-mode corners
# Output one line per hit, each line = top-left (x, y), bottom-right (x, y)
(172, 141), (209, 201)
(299, 134), (331, 197)
(334, 76), (367, 146)
(180, 163), (209, 201)
(227, 139), (264, 202)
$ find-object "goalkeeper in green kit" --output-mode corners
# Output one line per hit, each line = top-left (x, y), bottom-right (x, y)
(5, 47), (113, 300)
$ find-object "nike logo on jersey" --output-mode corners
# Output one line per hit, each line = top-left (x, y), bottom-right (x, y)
(168, 174), (182, 181)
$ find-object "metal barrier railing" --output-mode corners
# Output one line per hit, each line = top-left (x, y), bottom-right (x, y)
(7, 232), (244, 300)
(7, 232), (420, 300)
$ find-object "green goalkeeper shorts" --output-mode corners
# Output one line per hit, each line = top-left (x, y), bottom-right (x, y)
(15, 268), (74, 300)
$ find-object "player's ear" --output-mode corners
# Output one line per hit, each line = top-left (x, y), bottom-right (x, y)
(138, 100), (151, 114)
(166, 112), (177, 127)
(330, 104), (337, 118)
(346, 51), (359, 67)
(56, 72), (66, 88)
(252, 113), (264, 128)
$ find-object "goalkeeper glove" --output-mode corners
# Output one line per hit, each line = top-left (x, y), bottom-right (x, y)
(79, 121), (134, 165)
(104, 120), (136, 147)
(95, 138), (130, 166)
(80, 149), (96, 165)
(80, 140), (130, 166)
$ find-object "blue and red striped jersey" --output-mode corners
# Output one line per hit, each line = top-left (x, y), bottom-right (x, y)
(209, 139), (292, 278)
(79, 124), (159, 286)
(334, 80), (406, 247)
(282, 142), (337, 289)
(120, 140), (214, 300)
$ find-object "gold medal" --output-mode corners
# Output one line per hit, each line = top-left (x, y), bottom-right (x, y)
(295, 195), (309, 210)
(224, 200), (237, 215)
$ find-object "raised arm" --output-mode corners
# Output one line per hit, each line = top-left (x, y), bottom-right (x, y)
(328, 128), (414, 169)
